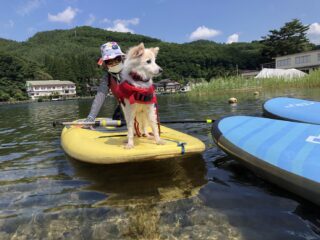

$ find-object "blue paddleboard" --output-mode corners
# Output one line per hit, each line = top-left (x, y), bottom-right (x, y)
(212, 115), (320, 205)
(263, 97), (320, 124)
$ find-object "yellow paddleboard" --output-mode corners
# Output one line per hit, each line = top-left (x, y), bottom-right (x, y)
(61, 118), (205, 164)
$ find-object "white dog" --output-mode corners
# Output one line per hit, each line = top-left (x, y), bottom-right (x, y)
(118, 43), (165, 149)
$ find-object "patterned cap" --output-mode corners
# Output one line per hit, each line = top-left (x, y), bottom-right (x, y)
(101, 42), (124, 61)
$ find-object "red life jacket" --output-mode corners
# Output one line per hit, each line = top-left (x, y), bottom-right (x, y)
(118, 81), (157, 104)
(108, 75), (157, 105)
(108, 74), (160, 137)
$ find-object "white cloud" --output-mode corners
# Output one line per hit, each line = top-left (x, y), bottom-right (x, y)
(226, 33), (239, 44)
(307, 22), (320, 44)
(308, 22), (320, 34)
(85, 14), (95, 26)
(17, 0), (42, 16)
(48, 6), (78, 24)
(100, 18), (111, 24)
(189, 26), (221, 41)
(3, 20), (14, 28)
(106, 18), (140, 33)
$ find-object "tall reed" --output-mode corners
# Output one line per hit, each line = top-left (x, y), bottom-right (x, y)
(189, 69), (320, 96)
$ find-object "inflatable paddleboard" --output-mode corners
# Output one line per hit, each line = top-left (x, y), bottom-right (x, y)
(212, 115), (320, 205)
(61, 118), (205, 164)
(263, 97), (320, 124)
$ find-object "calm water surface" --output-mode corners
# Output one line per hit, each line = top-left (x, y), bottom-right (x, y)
(0, 88), (320, 239)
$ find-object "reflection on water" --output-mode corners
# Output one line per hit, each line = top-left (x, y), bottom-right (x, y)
(70, 155), (207, 206)
(0, 89), (320, 239)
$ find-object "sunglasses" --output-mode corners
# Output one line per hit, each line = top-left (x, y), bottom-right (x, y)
(104, 56), (122, 66)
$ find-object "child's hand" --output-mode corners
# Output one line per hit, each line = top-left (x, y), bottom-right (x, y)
(82, 117), (95, 130)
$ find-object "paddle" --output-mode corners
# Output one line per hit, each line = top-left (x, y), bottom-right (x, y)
(52, 119), (125, 127)
(52, 119), (215, 127)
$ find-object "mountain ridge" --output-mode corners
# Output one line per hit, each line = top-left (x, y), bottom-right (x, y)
(0, 26), (265, 100)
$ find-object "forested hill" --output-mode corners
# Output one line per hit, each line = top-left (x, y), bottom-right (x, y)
(0, 26), (266, 100)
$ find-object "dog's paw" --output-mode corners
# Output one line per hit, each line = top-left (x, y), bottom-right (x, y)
(156, 139), (166, 145)
(124, 143), (134, 149)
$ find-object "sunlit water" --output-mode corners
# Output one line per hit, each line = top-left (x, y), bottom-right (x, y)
(0, 88), (320, 239)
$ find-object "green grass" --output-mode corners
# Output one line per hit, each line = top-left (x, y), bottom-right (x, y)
(189, 69), (320, 96)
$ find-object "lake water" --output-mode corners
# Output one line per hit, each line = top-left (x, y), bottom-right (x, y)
(0, 88), (320, 239)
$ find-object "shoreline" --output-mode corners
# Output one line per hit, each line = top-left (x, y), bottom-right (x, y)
(0, 87), (259, 106)
(0, 96), (94, 105)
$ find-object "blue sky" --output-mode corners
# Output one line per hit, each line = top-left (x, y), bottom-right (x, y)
(1, 0), (320, 44)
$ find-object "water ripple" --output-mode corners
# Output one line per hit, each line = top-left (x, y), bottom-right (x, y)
(0, 92), (319, 239)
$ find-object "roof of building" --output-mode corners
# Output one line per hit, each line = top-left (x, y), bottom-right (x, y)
(275, 49), (320, 59)
(26, 80), (75, 86)
(254, 68), (306, 79)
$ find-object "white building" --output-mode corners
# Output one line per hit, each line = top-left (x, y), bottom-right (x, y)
(154, 79), (181, 94)
(275, 49), (320, 73)
(26, 80), (76, 100)
(254, 68), (306, 79)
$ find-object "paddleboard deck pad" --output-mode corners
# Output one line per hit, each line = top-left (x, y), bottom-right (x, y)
(61, 118), (205, 164)
(263, 97), (320, 124)
(212, 115), (320, 205)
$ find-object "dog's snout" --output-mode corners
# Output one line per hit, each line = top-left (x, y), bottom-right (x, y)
(159, 68), (163, 73)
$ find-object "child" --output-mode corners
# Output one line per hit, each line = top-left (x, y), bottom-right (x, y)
(85, 42), (125, 123)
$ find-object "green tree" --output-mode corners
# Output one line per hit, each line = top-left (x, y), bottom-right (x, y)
(0, 26), (270, 99)
(261, 19), (315, 61)
(0, 90), (10, 101)
(0, 52), (54, 101)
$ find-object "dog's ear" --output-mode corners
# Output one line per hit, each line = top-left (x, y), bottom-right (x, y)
(151, 47), (159, 57)
(128, 43), (145, 58)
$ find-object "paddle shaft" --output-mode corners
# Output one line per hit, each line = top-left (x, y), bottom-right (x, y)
(53, 119), (125, 127)
(53, 119), (214, 127)
(159, 119), (214, 124)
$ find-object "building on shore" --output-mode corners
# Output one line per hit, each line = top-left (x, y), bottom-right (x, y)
(275, 49), (320, 73)
(254, 68), (306, 79)
(26, 80), (76, 100)
(154, 79), (181, 94)
(240, 50), (320, 78)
